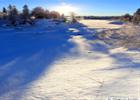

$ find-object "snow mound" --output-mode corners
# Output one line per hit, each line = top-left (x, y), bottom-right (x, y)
(98, 24), (140, 49)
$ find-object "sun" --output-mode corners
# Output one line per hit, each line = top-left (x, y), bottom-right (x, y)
(50, 3), (78, 15)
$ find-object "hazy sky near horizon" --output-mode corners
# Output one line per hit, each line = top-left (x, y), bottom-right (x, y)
(0, 0), (140, 16)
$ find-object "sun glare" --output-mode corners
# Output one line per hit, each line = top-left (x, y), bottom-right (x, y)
(50, 3), (78, 15)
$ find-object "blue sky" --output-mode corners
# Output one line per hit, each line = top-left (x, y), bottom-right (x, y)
(0, 0), (140, 16)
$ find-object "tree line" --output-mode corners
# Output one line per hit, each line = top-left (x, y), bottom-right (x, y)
(0, 5), (66, 26)
(121, 8), (140, 24)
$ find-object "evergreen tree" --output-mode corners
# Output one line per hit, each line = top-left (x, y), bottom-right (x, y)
(121, 13), (132, 22)
(22, 5), (30, 23)
(2, 7), (7, 19)
(3, 7), (7, 14)
(133, 8), (140, 24)
(8, 5), (13, 23)
(8, 5), (12, 14)
(8, 5), (18, 26)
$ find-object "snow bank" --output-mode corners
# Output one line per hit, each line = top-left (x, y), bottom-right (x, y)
(98, 24), (140, 49)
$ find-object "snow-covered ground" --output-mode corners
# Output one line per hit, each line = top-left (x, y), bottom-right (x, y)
(0, 19), (140, 100)
(79, 20), (124, 29)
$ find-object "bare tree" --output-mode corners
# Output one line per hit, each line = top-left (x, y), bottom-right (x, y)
(70, 12), (77, 23)
(49, 11), (60, 19)
(60, 14), (67, 22)
(31, 7), (45, 19)
(44, 9), (50, 19)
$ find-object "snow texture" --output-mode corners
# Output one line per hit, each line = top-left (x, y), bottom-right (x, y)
(0, 19), (140, 100)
